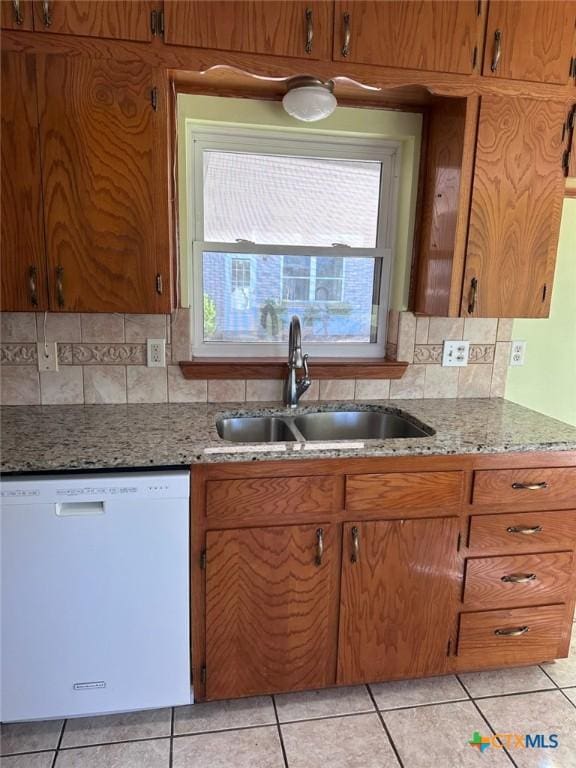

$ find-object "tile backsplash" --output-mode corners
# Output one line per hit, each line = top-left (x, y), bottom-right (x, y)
(0, 310), (512, 405)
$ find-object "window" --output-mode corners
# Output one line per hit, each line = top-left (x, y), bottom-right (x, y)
(187, 126), (400, 357)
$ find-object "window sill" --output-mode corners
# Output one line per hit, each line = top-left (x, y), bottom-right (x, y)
(179, 358), (408, 380)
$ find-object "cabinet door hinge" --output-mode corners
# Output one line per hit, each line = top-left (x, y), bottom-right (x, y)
(447, 638), (452, 656)
(150, 87), (158, 112)
(151, 9), (164, 36)
(155, 273), (163, 294)
(457, 532), (462, 552)
(472, 45), (478, 69)
(200, 549), (207, 570)
(201, 665), (207, 684)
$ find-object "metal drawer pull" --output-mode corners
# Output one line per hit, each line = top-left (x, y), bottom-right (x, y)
(28, 266), (38, 307)
(305, 8), (313, 54)
(511, 481), (548, 491)
(467, 277), (478, 314)
(42, 0), (52, 26)
(491, 29), (502, 72)
(55, 265), (65, 308)
(12, 0), (23, 24)
(501, 573), (536, 583)
(507, 525), (543, 535)
(342, 12), (351, 57)
(351, 526), (359, 563)
(315, 527), (324, 566)
(494, 625), (529, 637)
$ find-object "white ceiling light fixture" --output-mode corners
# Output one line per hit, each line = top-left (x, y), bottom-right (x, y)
(282, 76), (337, 122)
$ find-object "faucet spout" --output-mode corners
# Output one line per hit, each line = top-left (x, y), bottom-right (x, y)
(284, 316), (311, 408)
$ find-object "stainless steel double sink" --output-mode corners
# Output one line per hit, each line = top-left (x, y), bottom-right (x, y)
(216, 409), (434, 443)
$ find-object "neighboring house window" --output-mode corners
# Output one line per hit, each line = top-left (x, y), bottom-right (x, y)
(187, 125), (400, 358)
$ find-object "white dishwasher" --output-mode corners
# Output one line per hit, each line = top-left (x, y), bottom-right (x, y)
(0, 471), (192, 722)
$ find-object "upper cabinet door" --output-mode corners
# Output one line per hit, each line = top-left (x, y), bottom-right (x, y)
(483, 1), (576, 84)
(1, 0), (34, 29)
(332, 1), (483, 74)
(36, 56), (171, 313)
(463, 96), (567, 319)
(32, 1), (155, 41)
(337, 517), (460, 685)
(164, 1), (333, 61)
(205, 524), (339, 699)
(1, 51), (48, 311)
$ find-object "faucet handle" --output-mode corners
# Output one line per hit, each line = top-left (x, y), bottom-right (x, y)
(302, 353), (310, 382)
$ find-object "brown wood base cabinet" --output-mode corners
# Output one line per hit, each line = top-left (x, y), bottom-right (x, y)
(192, 451), (576, 701)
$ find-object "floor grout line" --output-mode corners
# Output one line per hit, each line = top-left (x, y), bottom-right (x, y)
(272, 696), (289, 768)
(366, 684), (406, 768)
(51, 717), (66, 768)
(469, 698), (519, 768)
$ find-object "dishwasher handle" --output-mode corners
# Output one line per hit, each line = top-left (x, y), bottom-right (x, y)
(55, 501), (105, 516)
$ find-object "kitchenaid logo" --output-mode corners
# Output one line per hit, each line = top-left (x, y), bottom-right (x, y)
(469, 731), (559, 752)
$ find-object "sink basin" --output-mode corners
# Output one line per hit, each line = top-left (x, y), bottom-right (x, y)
(216, 416), (297, 443)
(293, 411), (431, 441)
(216, 410), (433, 443)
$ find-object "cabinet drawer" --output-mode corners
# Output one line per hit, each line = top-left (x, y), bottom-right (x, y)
(463, 552), (574, 608)
(206, 476), (340, 522)
(346, 472), (463, 514)
(457, 605), (566, 666)
(472, 467), (576, 509)
(468, 510), (576, 553)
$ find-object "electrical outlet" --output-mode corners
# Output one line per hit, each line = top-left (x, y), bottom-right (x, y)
(37, 342), (58, 372)
(147, 338), (166, 367)
(510, 340), (527, 366)
(442, 340), (470, 367)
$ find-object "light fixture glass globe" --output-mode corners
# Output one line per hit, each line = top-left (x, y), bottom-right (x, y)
(282, 85), (337, 122)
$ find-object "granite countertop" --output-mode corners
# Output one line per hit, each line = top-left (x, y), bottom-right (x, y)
(1, 398), (576, 475)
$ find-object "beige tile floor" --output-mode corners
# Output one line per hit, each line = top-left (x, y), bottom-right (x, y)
(2, 635), (575, 768)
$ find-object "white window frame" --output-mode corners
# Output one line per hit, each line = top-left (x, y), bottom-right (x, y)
(186, 123), (401, 358)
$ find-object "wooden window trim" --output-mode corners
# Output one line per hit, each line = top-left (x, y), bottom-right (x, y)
(179, 357), (408, 380)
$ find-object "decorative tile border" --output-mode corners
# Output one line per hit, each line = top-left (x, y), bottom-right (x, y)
(72, 343), (147, 365)
(0, 343), (37, 365)
(414, 344), (495, 364)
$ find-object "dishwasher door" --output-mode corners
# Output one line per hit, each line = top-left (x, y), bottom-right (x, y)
(1, 472), (191, 722)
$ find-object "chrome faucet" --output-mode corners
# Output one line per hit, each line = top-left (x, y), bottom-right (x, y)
(283, 316), (311, 408)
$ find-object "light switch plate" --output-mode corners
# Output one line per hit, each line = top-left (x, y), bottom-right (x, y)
(147, 338), (166, 367)
(37, 342), (58, 372)
(442, 340), (470, 367)
(510, 340), (527, 366)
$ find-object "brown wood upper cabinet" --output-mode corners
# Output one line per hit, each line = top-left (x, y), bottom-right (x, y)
(204, 523), (339, 699)
(462, 95), (567, 318)
(164, 1), (333, 61)
(1, 51), (48, 311)
(35, 55), (171, 313)
(1, 0), (34, 29)
(337, 517), (460, 684)
(483, 1), (576, 85)
(32, 0), (156, 41)
(332, 1), (483, 74)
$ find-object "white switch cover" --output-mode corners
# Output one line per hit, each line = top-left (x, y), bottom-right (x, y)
(37, 342), (58, 372)
(442, 340), (470, 367)
(147, 338), (166, 367)
(510, 340), (527, 366)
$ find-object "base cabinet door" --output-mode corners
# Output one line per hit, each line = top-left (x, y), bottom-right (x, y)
(205, 523), (339, 699)
(337, 517), (460, 684)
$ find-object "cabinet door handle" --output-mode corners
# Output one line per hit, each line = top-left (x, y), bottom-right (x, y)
(501, 573), (536, 583)
(351, 526), (359, 563)
(490, 29), (502, 72)
(28, 266), (38, 307)
(305, 7), (313, 54)
(42, 0), (52, 26)
(467, 277), (478, 314)
(12, 0), (23, 24)
(511, 481), (548, 491)
(506, 524), (543, 535)
(494, 625), (529, 637)
(55, 265), (65, 308)
(315, 527), (324, 565)
(342, 12), (351, 57)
